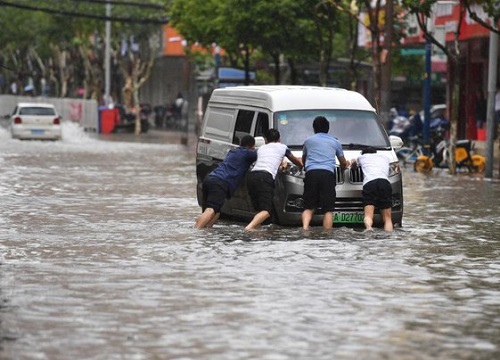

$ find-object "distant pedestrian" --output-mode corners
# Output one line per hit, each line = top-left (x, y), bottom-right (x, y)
(0, 73), (6, 94)
(174, 92), (184, 121)
(495, 86), (500, 139)
(10, 81), (17, 94)
(475, 89), (486, 130)
(301, 116), (350, 230)
(245, 129), (302, 231)
(195, 135), (257, 229)
(350, 147), (393, 232)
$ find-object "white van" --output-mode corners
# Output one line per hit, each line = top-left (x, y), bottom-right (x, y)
(196, 85), (404, 227)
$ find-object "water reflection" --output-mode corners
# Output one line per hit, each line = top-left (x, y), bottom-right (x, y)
(0, 124), (499, 360)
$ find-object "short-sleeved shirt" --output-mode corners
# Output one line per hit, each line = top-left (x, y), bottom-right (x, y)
(251, 142), (291, 180)
(209, 147), (257, 195)
(303, 133), (344, 173)
(356, 153), (390, 185)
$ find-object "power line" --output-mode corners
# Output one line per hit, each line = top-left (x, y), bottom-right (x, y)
(70, 0), (166, 11)
(0, 0), (169, 25)
(11, 0), (166, 10)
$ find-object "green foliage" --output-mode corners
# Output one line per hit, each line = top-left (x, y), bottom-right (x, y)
(168, 0), (353, 84)
(0, 0), (168, 97)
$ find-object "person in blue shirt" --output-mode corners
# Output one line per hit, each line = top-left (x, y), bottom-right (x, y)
(195, 135), (257, 229)
(301, 116), (350, 230)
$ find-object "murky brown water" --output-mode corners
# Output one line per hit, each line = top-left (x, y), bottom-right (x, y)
(1, 124), (500, 360)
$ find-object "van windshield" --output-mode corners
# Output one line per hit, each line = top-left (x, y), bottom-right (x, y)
(275, 110), (390, 149)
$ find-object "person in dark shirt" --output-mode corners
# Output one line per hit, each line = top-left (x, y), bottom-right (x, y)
(195, 135), (257, 229)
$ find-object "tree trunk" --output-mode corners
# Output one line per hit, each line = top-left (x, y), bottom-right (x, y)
(448, 53), (460, 175)
(134, 87), (141, 135)
(272, 53), (280, 84)
(379, 0), (394, 127)
(244, 44), (250, 86)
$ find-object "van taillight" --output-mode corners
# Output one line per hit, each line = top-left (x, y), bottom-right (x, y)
(53, 118), (60, 125)
(14, 117), (22, 124)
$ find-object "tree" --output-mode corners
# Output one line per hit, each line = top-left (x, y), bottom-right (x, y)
(402, 0), (469, 174)
(355, 0), (398, 122)
(0, 0), (167, 109)
(464, 0), (500, 32)
(117, 31), (161, 134)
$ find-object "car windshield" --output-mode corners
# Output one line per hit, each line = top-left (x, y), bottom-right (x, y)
(275, 110), (390, 149)
(19, 107), (56, 116)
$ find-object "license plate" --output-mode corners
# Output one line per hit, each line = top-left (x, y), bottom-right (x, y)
(31, 129), (44, 135)
(333, 212), (364, 223)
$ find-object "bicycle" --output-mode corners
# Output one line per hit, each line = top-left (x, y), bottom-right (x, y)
(396, 135), (427, 169)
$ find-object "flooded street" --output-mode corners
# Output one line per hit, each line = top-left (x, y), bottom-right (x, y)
(1, 123), (500, 360)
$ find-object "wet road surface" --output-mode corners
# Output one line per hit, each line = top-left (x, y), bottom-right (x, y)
(1, 123), (500, 360)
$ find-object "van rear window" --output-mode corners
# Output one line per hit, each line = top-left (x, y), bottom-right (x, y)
(275, 110), (389, 148)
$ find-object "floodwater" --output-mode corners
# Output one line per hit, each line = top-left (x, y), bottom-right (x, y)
(1, 123), (499, 360)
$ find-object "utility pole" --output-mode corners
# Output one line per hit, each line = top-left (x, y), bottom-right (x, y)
(104, 0), (111, 107)
(423, 37), (432, 152)
(485, 24), (498, 178)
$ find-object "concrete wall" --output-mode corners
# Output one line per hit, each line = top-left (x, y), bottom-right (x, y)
(0, 95), (99, 132)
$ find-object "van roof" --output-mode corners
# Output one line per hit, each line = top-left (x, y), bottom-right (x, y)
(209, 85), (376, 112)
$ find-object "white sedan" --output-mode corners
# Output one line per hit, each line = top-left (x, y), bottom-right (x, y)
(10, 102), (62, 140)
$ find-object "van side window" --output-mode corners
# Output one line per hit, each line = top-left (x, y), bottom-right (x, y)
(254, 113), (269, 137)
(233, 110), (254, 145)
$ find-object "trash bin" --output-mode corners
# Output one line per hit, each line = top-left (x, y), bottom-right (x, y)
(477, 128), (486, 141)
(99, 107), (119, 134)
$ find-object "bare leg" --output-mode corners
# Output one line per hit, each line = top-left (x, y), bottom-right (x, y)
(302, 209), (315, 230)
(206, 212), (220, 228)
(381, 208), (393, 232)
(323, 211), (333, 230)
(363, 205), (375, 231)
(245, 210), (270, 231)
(195, 208), (216, 229)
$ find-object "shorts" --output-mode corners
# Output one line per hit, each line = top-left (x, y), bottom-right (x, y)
(247, 171), (274, 213)
(362, 179), (392, 209)
(303, 169), (336, 212)
(202, 176), (230, 213)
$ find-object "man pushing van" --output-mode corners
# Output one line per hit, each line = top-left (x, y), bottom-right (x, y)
(195, 135), (257, 229)
(301, 116), (350, 230)
(245, 129), (303, 231)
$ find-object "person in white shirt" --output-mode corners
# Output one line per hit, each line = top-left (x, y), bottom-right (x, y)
(245, 129), (303, 231)
(350, 147), (393, 232)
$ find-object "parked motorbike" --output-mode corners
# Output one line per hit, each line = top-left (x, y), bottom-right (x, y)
(388, 115), (412, 141)
(413, 125), (486, 174)
(114, 104), (149, 133)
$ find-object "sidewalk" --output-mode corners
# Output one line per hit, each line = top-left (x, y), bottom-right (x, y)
(96, 128), (199, 146)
